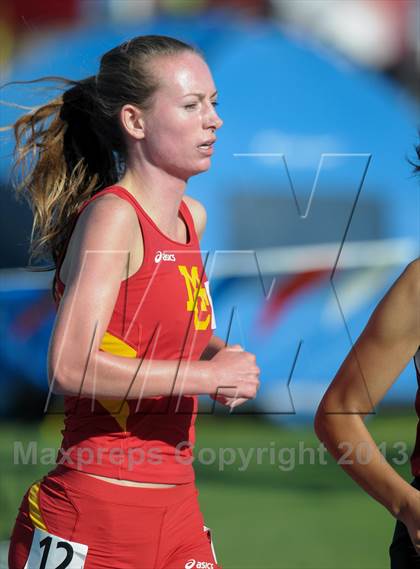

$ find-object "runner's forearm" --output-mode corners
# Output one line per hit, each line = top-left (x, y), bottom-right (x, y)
(51, 350), (217, 399)
(315, 411), (417, 518)
(200, 334), (227, 360)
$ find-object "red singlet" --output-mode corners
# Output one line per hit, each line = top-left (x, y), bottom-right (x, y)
(53, 185), (215, 484)
(8, 185), (222, 569)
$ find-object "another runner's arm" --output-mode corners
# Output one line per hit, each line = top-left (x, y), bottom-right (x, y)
(315, 259), (420, 521)
(48, 195), (259, 402)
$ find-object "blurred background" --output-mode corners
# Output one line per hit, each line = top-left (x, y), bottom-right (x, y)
(0, 1), (419, 568)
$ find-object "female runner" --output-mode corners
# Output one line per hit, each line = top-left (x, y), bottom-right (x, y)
(8, 34), (260, 569)
(315, 143), (420, 568)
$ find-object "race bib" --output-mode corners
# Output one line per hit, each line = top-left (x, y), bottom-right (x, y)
(24, 527), (88, 569)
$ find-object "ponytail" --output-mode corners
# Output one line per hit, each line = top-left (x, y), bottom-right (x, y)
(7, 75), (121, 268)
(3, 34), (201, 269)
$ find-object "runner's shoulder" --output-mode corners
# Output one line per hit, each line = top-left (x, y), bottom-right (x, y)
(183, 195), (207, 239)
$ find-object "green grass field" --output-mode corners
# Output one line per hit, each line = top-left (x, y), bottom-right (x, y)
(1, 409), (417, 568)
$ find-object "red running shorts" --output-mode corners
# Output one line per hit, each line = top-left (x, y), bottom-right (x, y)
(8, 465), (221, 569)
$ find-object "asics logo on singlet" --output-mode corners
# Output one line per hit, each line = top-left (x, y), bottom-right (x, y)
(184, 561), (214, 569)
(154, 250), (176, 263)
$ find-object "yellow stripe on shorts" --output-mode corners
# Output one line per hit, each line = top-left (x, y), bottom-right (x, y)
(28, 482), (47, 531)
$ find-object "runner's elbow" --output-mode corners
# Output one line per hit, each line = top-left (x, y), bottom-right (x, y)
(48, 352), (92, 396)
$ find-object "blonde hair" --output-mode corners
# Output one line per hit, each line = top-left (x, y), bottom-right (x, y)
(5, 35), (200, 274)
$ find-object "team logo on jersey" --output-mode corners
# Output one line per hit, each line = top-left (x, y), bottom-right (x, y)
(154, 250), (176, 263)
(178, 265), (216, 331)
(184, 561), (214, 569)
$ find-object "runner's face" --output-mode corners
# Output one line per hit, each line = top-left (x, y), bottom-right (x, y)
(142, 52), (223, 179)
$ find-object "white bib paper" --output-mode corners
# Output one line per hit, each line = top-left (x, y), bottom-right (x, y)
(24, 527), (88, 569)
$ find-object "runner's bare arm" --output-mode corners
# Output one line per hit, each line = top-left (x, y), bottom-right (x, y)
(184, 194), (207, 241)
(48, 196), (259, 402)
(315, 260), (420, 522)
(184, 196), (228, 360)
(201, 335), (227, 360)
(184, 195), (253, 407)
